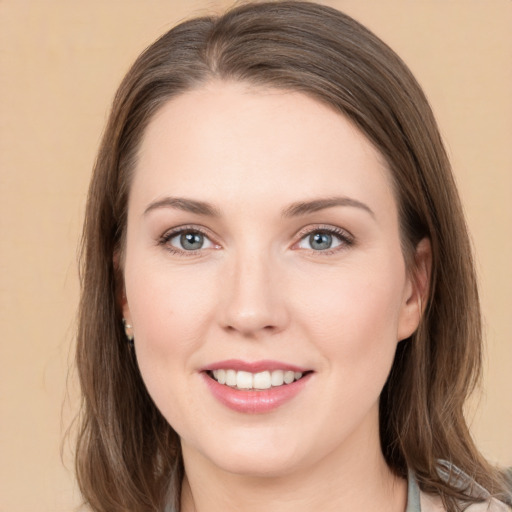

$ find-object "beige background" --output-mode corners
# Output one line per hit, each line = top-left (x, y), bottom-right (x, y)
(0, 1), (510, 510)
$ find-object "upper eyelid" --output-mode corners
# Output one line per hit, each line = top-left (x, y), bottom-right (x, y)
(160, 223), (352, 236)
(159, 225), (219, 255)
(161, 224), (214, 240)
(295, 224), (354, 240)
(158, 223), (354, 250)
(292, 225), (355, 255)
(159, 225), (219, 252)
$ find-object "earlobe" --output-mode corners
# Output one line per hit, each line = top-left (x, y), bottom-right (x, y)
(122, 318), (134, 342)
(397, 237), (432, 341)
(121, 293), (132, 328)
(113, 250), (132, 326)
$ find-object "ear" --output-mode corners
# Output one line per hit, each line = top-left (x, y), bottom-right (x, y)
(397, 237), (432, 341)
(113, 250), (132, 326)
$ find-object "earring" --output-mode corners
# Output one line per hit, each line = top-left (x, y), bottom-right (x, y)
(122, 318), (134, 344)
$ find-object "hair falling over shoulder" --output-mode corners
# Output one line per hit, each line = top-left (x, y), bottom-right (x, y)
(75, 2), (511, 511)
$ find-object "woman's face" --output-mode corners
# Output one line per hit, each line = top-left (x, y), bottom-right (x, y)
(122, 81), (426, 477)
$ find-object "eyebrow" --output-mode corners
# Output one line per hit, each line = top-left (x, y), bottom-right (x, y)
(144, 195), (375, 219)
(282, 196), (375, 219)
(144, 197), (221, 217)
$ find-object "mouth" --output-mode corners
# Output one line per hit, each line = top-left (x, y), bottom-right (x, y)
(201, 360), (313, 413)
(206, 369), (311, 391)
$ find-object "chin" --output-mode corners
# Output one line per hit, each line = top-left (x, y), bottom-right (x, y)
(214, 453), (302, 479)
(185, 431), (306, 479)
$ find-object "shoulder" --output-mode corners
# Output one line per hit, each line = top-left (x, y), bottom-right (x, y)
(409, 462), (511, 512)
(420, 491), (510, 512)
(463, 499), (512, 512)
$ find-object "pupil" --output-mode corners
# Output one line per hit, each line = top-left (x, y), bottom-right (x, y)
(310, 232), (332, 250)
(181, 232), (203, 250)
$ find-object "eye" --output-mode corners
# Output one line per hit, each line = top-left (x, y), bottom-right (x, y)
(295, 227), (353, 252)
(161, 227), (217, 253)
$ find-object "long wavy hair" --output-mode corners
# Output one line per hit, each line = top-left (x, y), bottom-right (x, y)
(75, 2), (509, 510)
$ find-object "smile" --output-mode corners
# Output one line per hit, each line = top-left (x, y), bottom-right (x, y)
(201, 360), (313, 413)
(208, 369), (304, 390)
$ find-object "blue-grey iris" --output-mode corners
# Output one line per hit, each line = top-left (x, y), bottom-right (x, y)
(310, 232), (332, 250)
(181, 232), (204, 250)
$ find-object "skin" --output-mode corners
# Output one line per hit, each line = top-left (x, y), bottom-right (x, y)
(122, 81), (430, 512)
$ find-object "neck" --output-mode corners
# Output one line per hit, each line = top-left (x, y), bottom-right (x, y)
(179, 420), (407, 512)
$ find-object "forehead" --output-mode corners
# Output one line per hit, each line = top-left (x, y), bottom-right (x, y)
(132, 80), (395, 217)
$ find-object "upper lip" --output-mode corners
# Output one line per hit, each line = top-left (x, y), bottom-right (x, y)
(201, 359), (310, 373)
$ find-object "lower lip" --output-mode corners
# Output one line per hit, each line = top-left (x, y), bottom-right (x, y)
(202, 372), (312, 414)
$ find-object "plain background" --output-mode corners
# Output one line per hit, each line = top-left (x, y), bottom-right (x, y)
(0, 1), (510, 510)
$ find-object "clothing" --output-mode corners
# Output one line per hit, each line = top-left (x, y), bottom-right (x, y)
(167, 463), (510, 511)
(407, 466), (511, 512)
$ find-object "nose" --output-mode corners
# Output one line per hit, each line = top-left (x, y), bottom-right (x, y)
(218, 250), (289, 338)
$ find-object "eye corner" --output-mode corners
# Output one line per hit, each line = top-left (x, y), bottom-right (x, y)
(293, 224), (355, 254)
(158, 225), (221, 256)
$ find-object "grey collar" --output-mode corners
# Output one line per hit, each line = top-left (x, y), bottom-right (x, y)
(406, 470), (422, 512)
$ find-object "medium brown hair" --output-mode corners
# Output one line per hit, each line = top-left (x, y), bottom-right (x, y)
(75, 2), (508, 510)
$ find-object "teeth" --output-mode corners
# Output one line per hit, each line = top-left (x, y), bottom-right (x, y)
(213, 369), (226, 384)
(284, 371), (295, 384)
(225, 369), (237, 386)
(271, 370), (284, 386)
(253, 371), (271, 389)
(236, 371), (253, 389)
(210, 369), (304, 390)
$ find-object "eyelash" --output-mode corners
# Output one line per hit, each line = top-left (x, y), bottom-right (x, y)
(294, 225), (355, 255)
(158, 224), (355, 256)
(158, 225), (214, 256)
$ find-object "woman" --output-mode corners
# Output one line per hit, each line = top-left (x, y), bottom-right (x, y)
(75, 1), (511, 511)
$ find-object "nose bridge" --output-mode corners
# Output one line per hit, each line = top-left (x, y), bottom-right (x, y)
(219, 243), (287, 336)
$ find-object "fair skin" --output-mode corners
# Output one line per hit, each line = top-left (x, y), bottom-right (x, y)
(122, 81), (430, 512)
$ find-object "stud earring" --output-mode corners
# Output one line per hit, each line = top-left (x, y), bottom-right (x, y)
(122, 318), (134, 343)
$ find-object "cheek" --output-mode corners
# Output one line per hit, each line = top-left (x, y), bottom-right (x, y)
(293, 257), (406, 368)
(124, 260), (218, 367)
(124, 262), (220, 432)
